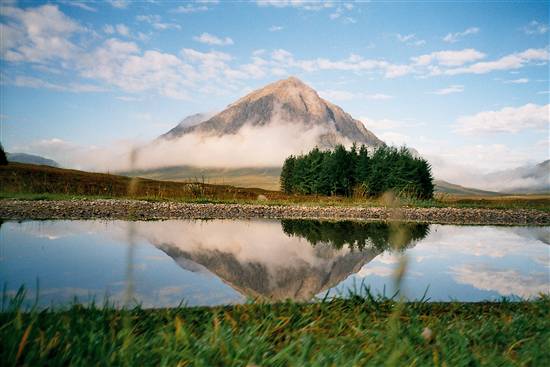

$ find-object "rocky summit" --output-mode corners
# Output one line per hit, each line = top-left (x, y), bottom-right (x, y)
(161, 76), (384, 148)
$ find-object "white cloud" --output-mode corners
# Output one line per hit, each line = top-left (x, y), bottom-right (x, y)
(329, 4), (356, 23)
(455, 103), (549, 134)
(59, 1), (97, 12)
(193, 32), (234, 46)
(136, 15), (181, 31)
(378, 132), (411, 146)
(319, 89), (393, 101)
(269, 25), (284, 32)
(172, 4), (209, 13)
(0, 4), (82, 63)
(356, 265), (393, 278)
(521, 20), (549, 35)
(396, 33), (426, 47)
(503, 78), (529, 84)
(430, 85), (464, 95)
(451, 264), (549, 298)
(257, 0), (334, 11)
(444, 48), (549, 75)
(115, 24), (129, 37)
(11, 75), (105, 92)
(103, 24), (115, 34)
(412, 49), (486, 67)
(107, 0), (129, 9)
(443, 27), (479, 43)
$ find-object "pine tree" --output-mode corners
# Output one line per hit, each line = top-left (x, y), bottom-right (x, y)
(0, 144), (8, 165)
(280, 155), (296, 193)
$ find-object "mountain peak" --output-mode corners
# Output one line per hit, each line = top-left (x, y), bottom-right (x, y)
(162, 77), (384, 148)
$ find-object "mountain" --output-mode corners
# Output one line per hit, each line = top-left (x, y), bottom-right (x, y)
(7, 152), (59, 167)
(160, 76), (384, 148)
(434, 180), (501, 196)
(160, 112), (216, 140)
(483, 160), (549, 194)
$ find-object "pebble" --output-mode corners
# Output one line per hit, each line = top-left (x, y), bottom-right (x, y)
(0, 199), (548, 225)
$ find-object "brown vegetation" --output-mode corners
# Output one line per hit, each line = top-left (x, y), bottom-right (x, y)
(0, 163), (286, 201)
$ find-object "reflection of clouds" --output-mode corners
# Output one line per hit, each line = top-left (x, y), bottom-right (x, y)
(356, 266), (393, 278)
(373, 253), (400, 264)
(4, 220), (127, 242)
(132, 219), (356, 275)
(451, 264), (549, 298)
(415, 225), (548, 260)
(533, 255), (550, 267)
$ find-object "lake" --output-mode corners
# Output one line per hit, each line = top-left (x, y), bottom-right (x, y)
(1, 219), (548, 308)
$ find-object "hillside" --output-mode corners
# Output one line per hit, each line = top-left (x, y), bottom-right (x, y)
(6, 152), (59, 167)
(0, 163), (281, 201)
(434, 180), (501, 196)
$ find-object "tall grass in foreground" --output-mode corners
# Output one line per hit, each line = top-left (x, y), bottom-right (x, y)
(1, 288), (549, 366)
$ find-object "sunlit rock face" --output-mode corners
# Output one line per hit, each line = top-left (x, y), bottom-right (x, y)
(160, 76), (384, 149)
(132, 219), (382, 301)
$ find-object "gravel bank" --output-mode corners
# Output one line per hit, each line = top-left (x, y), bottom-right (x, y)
(1, 199), (549, 225)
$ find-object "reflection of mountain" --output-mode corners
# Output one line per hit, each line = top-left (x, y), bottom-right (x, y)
(158, 243), (379, 301)
(134, 220), (429, 301)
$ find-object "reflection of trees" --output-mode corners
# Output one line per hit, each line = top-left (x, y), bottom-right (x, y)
(281, 220), (430, 251)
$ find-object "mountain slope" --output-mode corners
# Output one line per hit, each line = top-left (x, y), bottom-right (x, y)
(161, 76), (384, 148)
(434, 180), (501, 196)
(7, 152), (59, 167)
(160, 112), (216, 140)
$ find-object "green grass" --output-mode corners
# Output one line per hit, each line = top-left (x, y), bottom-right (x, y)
(1, 289), (548, 366)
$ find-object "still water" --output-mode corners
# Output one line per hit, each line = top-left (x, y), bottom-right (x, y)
(1, 219), (548, 308)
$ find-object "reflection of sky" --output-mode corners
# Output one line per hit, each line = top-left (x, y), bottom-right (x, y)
(0, 221), (244, 308)
(1, 221), (548, 308)
(326, 225), (550, 301)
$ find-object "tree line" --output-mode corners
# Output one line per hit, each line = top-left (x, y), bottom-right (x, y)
(282, 219), (430, 251)
(280, 144), (434, 199)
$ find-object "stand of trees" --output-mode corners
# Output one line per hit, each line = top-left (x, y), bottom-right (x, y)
(282, 219), (430, 251)
(280, 144), (434, 199)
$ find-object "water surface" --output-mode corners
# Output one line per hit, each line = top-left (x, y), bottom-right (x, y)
(1, 219), (548, 308)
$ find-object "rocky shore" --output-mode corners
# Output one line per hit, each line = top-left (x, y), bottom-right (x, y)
(1, 199), (549, 225)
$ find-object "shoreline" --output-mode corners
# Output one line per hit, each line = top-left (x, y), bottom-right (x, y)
(1, 199), (549, 225)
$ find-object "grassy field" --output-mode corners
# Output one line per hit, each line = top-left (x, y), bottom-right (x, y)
(1, 162), (549, 210)
(1, 289), (548, 366)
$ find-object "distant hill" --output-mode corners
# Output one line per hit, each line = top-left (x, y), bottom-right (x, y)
(434, 180), (501, 196)
(7, 152), (59, 167)
(123, 166), (282, 191)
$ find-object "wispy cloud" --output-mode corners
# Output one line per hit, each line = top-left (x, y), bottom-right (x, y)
(257, 0), (334, 11)
(59, 0), (97, 12)
(319, 89), (393, 101)
(136, 15), (181, 31)
(10, 75), (105, 93)
(503, 78), (529, 84)
(455, 103), (549, 134)
(521, 20), (549, 35)
(269, 25), (284, 32)
(412, 49), (486, 67)
(442, 48), (549, 75)
(396, 33), (426, 46)
(107, 0), (128, 9)
(430, 85), (464, 95)
(172, 4), (209, 14)
(193, 32), (234, 46)
(443, 27), (479, 43)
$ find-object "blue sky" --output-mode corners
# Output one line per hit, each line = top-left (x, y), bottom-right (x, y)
(0, 0), (548, 182)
